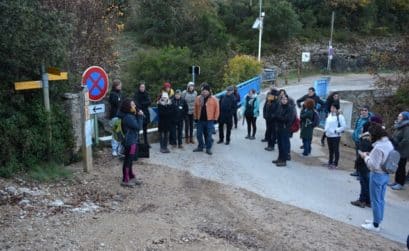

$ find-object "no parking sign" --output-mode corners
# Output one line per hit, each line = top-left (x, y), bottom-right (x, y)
(82, 66), (109, 102)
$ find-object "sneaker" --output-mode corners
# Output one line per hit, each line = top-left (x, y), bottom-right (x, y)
(387, 182), (397, 187)
(350, 200), (366, 208)
(264, 147), (274, 151)
(178, 145), (184, 149)
(171, 144), (177, 149)
(121, 181), (135, 188)
(112, 151), (118, 157)
(350, 171), (359, 177)
(206, 149), (212, 155)
(330, 164), (338, 169)
(391, 184), (404, 190)
(225, 141), (230, 145)
(245, 135), (250, 139)
(364, 219), (373, 224)
(272, 159), (279, 164)
(361, 223), (380, 232)
(249, 136), (255, 140)
(129, 178), (142, 186)
(193, 148), (203, 152)
(217, 140), (224, 144)
(261, 139), (268, 142)
(275, 161), (287, 167)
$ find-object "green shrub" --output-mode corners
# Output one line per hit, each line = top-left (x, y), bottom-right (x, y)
(223, 55), (262, 86)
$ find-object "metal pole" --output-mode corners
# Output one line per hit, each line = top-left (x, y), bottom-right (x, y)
(327, 11), (335, 71)
(94, 113), (99, 145)
(192, 65), (195, 84)
(41, 64), (52, 160)
(257, 0), (263, 62)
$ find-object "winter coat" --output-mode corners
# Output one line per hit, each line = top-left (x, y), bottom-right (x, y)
(276, 103), (296, 133)
(108, 90), (122, 119)
(158, 102), (175, 132)
(233, 92), (241, 109)
(355, 132), (372, 174)
(324, 113), (346, 138)
(134, 90), (152, 125)
(194, 95), (220, 121)
(300, 108), (314, 140)
(182, 90), (197, 115)
(364, 137), (394, 174)
(296, 94), (325, 109)
(241, 95), (260, 118)
(352, 114), (372, 144)
(120, 112), (142, 146)
(218, 94), (236, 123)
(171, 97), (188, 123)
(157, 88), (175, 101)
(392, 120), (409, 158)
(263, 100), (280, 121)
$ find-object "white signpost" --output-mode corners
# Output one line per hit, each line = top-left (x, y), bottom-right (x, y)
(89, 104), (105, 115)
(302, 52), (311, 62)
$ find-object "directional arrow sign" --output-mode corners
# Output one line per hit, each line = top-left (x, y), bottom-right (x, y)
(89, 104), (105, 115)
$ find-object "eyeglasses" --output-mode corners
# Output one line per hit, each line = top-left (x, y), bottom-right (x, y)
(361, 109), (368, 112)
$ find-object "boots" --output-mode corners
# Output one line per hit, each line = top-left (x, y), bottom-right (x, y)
(185, 138), (189, 144)
(190, 137), (195, 144)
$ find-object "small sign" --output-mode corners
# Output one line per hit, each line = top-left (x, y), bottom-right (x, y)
(302, 52), (311, 62)
(82, 66), (109, 102)
(48, 72), (68, 81)
(89, 104), (105, 115)
(85, 120), (93, 147)
(252, 18), (261, 29)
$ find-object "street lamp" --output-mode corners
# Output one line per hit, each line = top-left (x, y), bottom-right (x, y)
(252, 0), (264, 62)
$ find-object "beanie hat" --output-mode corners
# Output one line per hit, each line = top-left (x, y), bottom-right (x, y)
(370, 114), (383, 125)
(401, 111), (409, 121)
(175, 89), (181, 94)
(164, 82), (171, 88)
(187, 82), (194, 88)
(226, 86), (234, 92)
(201, 84), (210, 92)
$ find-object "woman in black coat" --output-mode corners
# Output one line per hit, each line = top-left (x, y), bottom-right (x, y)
(157, 93), (175, 153)
(134, 83), (152, 146)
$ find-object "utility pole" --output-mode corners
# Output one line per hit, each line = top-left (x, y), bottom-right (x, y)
(327, 11), (335, 71)
(257, 0), (264, 62)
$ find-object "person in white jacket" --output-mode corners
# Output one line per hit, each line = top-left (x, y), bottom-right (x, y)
(324, 103), (346, 169)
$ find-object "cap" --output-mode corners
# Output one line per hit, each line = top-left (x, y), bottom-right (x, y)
(164, 82), (171, 88)
(226, 86), (234, 92)
(187, 82), (194, 87)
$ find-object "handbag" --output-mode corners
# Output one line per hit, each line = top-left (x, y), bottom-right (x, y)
(137, 142), (150, 158)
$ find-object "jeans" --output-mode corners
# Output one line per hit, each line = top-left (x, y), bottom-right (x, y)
(395, 158), (407, 186)
(277, 130), (290, 161)
(171, 121), (184, 145)
(369, 172), (389, 224)
(266, 121), (277, 148)
(219, 119), (233, 142)
(245, 116), (257, 137)
(358, 170), (370, 204)
(302, 138), (312, 155)
(327, 137), (340, 166)
(196, 121), (214, 150)
(111, 138), (122, 154)
(160, 131), (169, 150)
(122, 144), (136, 182)
(184, 114), (194, 139)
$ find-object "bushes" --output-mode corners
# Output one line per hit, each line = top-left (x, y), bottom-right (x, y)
(223, 55), (262, 86)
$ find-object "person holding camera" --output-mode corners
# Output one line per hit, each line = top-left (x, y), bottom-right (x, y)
(323, 103), (346, 169)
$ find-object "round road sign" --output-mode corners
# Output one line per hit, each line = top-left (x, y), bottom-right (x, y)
(82, 66), (109, 102)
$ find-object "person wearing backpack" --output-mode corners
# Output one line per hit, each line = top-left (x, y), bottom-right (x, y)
(323, 103), (346, 169)
(389, 111), (409, 190)
(118, 99), (143, 187)
(134, 82), (152, 148)
(108, 79), (123, 157)
(359, 123), (394, 232)
(241, 89), (260, 140)
(300, 98), (315, 156)
(273, 95), (296, 167)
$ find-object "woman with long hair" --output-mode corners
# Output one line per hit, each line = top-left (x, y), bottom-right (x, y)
(241, 89), (260, 140)
(300, 98), (315, 156)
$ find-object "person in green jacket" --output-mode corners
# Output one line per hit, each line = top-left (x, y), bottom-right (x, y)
(300, 98), (315, 156)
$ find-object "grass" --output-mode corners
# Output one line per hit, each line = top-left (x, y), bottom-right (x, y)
(27, 162), (73, 182)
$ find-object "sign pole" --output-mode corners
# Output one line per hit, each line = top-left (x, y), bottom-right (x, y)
(80, 87), (93, 172)
(41, 63), (52, 160)
(192, 65), (195, 84)
(94, 112), (99, 145)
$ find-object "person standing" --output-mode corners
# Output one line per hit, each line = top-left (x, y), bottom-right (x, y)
(232, 86), (241, 129)
(296, 87), (325, 110)
(300, 98), (315, 156)
(118, 99), (143, 187)
(157, 93), (174, 153)
(108, 79), (123, 157)
(193, 83), (220, 155)
(351, 105), (373, 176)
(359, 123), (394, 232)
(170, 90), (188, 148)
(324, 103), (346, 169)
(263, 90), (280, 151)
(182, 82), (197, 144)
(321, 92), (340, 146)
(389, 111), (409, 190)
(273, 95), (296, 167)
(242, 89), (260, 140)
(134, 82), (152, 147)
(217, 86), (236, 145)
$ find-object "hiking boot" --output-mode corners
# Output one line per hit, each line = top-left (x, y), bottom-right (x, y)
(193, 148), (203, 152)
(121, 181), (135, 188)
(178, 145), (184, 149)
(190, 137), (195, 144)
(272, 159), (280, 164)
(206, 149), (212, 155)
(264, 147), (274, 151)
(350, 171), (359, 177)
(276, 161), (287, 167)
(225, 141), (230, 145)
(217, 139), (224, 144)
(245, 135), (250, 139)
(129, 178), (142, 186)
(351, 200), (366, 208)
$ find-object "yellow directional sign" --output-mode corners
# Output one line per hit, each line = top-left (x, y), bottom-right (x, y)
(14, 80), (42, 90)
(48, 72), (68, 81)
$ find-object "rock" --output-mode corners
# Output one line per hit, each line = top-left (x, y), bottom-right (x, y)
(18, 199), (31, 207)
(49, 199), (64, 207)
(70, 202), (99, 213)
(5, 186), (17, 195)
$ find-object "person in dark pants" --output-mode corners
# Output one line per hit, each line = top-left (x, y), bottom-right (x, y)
(134, 82), (152, 147)
(263, 91), (280, 151)
(351, 122), (373, 208)
(170, 90), (188, 148)
(389, 111), (409, 190)
(157, 93), (174, 153)
(232, 86), (241, 129)
(182, 82), (197, 144)
(241, 89), (260, 140)
(273, 95), (296, 167)
(323, 103), (346, 169)
(300, 98), (315, 156)
(321, 92), (340, 146)
(118, 99), (143, 187)
(217, 86), (236, 145)
(108, 79), (123, 157)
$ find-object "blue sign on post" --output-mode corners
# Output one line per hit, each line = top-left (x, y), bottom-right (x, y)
(314, 77), (330, 99)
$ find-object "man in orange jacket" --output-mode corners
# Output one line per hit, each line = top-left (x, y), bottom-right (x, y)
(193, 83), (220, 155)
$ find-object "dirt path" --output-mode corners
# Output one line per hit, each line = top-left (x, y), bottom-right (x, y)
(0, 150), (405, 250)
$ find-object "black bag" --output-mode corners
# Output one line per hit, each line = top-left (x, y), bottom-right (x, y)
(137, 143), (150, 158)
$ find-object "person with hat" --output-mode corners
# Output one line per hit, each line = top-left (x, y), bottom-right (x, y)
(182, 82), (197, 144)
(157, 92), (174, 153)
(193, 83), (220, 155)
(134, 82), (152, 148)
(157, 82), (175, 102)
(323, 103), (346, 169)
(389, 111), (409, 190)
(170, 89), (188, 148)
(217, 86), (236, 145)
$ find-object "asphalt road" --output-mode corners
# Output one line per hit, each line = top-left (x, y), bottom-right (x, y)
(146, 74), (409, 244)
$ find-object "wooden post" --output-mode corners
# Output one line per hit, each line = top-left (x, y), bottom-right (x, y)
(80, 86), (92, 172)
(41, 64), (52, 160)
